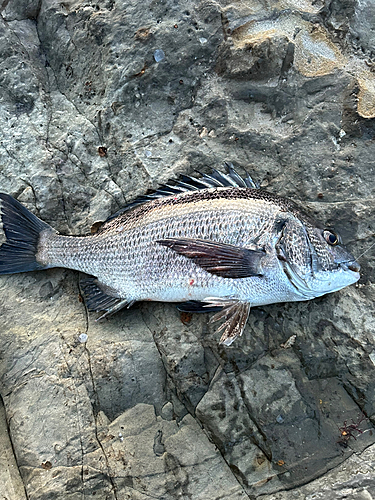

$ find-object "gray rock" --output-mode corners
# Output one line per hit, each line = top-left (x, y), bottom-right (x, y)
(0, 0), (375, 498)
(0, 397), (26, 500)
(350, 0), (375, 54)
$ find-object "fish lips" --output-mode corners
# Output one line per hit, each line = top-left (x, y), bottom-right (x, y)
(339, 260), (361, 282)
(333, 245), (361, 279)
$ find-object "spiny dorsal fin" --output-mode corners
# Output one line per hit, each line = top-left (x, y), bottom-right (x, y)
(99, 163), (259, 227)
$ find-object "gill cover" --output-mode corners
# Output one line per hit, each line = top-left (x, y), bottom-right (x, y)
(275, 217), (319, 298)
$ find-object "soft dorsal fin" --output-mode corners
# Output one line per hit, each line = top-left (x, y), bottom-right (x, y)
(99, 163), (259, 226)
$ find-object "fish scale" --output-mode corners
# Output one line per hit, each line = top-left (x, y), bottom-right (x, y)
(0, 165), (360, 345)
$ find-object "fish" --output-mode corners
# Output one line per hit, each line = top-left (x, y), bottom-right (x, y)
(0, 164), (360, 346)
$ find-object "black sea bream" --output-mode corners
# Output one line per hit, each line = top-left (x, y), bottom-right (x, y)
(0, 165), (360, 345)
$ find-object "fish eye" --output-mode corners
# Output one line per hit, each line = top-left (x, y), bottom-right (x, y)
(323, 229), (339, 246)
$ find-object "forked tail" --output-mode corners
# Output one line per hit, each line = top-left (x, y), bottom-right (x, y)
(0, 193), (54, 274)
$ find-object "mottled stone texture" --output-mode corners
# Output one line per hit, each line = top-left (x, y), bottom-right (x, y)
(0, 0), (375, 499)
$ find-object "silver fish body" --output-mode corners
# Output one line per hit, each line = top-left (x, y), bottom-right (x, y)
(0, 166), (360, 345)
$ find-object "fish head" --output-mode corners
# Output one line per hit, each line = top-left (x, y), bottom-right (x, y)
(276, 215), (360, 299)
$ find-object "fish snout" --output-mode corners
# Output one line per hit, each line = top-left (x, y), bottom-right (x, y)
(348, 261), (361, 273)
(340, 260), (361, 273)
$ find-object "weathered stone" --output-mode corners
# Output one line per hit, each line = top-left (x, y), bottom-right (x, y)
(0, 0), (375, 498)
(0, 397), (26, 500)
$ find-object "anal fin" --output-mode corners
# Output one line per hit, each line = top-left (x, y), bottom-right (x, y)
(203, 297), (251, 346)
(79, 275), (134, 319)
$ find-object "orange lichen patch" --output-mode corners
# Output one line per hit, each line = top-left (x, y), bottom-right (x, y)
(357, 74), (375, 118)
(294, 28), (345, 77)
(229, 14), (344, 78)
(231, 23), (278, 49)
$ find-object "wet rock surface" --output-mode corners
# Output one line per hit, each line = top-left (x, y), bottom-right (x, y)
(0, 0), (375, 499)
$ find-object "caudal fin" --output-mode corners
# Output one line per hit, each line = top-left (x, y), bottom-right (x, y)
(0, 193), (54, 274)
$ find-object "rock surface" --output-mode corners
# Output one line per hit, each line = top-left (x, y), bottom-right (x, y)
(0, 0), (375, 499)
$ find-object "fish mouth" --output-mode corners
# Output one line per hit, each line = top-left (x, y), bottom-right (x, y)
(339, 260), (361, 274)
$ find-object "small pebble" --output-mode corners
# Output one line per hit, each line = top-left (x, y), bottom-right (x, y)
(199, 37), (207, 44)
(145, 150), (152, 157)
(78, 333), (88, 343)
(276, 414), (284, 424)
(154, 49), (165, 62)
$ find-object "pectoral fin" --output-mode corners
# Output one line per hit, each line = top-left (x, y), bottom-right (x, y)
(203, 297), (251, 345)
(157, 238), (265, 278)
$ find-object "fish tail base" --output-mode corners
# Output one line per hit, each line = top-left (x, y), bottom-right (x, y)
(0, 193), (53, 274)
